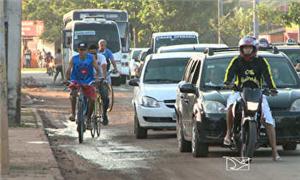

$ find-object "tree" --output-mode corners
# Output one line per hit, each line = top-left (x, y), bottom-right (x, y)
(282, 2), (300, 41)
(209, 2), (284, 46)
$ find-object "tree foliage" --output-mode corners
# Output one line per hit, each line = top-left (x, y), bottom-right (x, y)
(22, 0), (299, 47)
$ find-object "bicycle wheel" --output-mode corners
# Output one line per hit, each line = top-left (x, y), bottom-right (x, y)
(91, 96), (100, 138)
(97, 96), (103, 137)
(107, 84), (114, 112)
(77, 99), (84, 143)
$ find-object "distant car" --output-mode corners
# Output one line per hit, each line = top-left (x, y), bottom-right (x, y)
(157, 43), (228, 53)
(129, 48), (147, 78)
(150, 31), (199, 54)
(276, 45), (300, 71)
(134, 48), (150, 77)
(129, 52), (199, 139)
(175, 49), (300, 157)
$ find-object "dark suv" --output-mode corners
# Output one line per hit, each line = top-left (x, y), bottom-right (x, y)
(277, 45), (300, 71)
(175, 48), (300, 157)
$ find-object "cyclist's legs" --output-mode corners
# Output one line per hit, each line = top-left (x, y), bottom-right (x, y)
(87, 97), (95, 120)
(82, 85), (97, 120)
(69, 88), (78, 120)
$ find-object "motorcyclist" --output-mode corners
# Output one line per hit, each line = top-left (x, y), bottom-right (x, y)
(223, 36), (281, 161)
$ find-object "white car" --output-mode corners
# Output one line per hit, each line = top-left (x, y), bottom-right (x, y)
(129, 52), (199, 139)
(129, 48), (147, 78)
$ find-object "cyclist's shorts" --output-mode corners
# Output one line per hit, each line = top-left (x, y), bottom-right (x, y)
(69, 84), (97, 100)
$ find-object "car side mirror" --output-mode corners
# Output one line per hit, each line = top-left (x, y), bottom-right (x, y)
(129, 79), (139, 86)
(179, 83), (197, 94)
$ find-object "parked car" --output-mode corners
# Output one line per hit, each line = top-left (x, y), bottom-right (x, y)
(129, 48), (147, 78)
(149, 31), (199, 54)
(175, 49), (300, 157)
(129, 52), (199, 139)
(157, 43), (228, 53)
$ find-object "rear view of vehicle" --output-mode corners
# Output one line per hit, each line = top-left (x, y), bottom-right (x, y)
(129, 53), (193, 139)
(129, 48), (146, 78)
(151, 31), (199, 53)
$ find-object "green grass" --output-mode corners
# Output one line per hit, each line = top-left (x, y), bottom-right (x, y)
(21, 68), (46, 73)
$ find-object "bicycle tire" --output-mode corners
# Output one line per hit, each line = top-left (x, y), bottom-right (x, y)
(107, 84), (114, 112)
(77, 99), (84, 143)
(91, 96), (101, 138)
(97, 96), (103, 137)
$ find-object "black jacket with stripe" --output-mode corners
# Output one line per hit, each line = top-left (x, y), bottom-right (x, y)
(224, 55), (276, 89)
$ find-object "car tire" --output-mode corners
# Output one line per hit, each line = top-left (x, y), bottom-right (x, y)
(134, 111), (147, 139)
(176, 116), (191, 152)
(192, 120), (208, 157)
(282, 143), (297, 151)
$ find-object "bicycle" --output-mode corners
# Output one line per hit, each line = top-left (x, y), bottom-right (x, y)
(90, 85), (103, 138)
(65, 80), (95, 143)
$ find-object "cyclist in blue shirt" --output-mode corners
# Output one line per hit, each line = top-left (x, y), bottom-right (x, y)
(65, 42), (99, 130)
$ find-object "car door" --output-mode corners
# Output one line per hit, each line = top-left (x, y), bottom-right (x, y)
(185, 60), (201, 138)
(180, 60), (199, 137)
(178, 60), (194, 128)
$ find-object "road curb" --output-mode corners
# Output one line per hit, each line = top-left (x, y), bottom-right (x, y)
(31, 107), (64, 180)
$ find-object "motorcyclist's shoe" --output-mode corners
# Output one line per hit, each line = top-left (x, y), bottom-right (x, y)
(223, 136), (232, 146)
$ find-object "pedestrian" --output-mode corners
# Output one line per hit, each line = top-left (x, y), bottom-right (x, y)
(53, 48), (64, 84)
(25, 49), (31, 68)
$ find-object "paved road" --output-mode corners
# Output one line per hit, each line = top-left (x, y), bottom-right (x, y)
(22, 72), (300, 180)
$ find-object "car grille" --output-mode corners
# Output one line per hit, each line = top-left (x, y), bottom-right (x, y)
(164, 99), (176, 109)
(143, 117), (175, 123)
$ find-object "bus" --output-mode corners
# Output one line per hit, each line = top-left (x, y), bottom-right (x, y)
(150, 31), (199, 53)
(62, 16), (124, 85)
(63, 9), (130, 83)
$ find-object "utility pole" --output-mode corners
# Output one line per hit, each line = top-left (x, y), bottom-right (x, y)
(253, 0), (259, 38)
(0, 0), (9, 175)
(218, 0), (223, 44)
(7, 0), (22, 125)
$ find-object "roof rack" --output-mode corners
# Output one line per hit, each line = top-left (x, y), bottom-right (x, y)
(204, 46), (279, 56)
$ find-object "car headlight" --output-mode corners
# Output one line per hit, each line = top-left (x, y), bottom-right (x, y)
(290, 99), (300, 112)
(203, 101), (226, 114)
(140, 96), (160, 108)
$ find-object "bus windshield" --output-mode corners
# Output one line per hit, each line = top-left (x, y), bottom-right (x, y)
(73, 23), (120, 53)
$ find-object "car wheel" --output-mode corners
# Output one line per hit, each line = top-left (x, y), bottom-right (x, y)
(176, 116), (191, 152)
(134, 111), (147, 139)
(282, 143), (297, 151)
(192, 120), (208, 157)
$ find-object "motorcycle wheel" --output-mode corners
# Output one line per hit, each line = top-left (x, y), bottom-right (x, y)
(241, 121), (257, 159)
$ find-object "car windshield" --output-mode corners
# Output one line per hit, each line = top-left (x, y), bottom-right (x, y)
(155, 35), (198, 52)
(202, 56), (299, 89)
(73, 23), (120, 53)
(132, 50), (142, 59)
(143, 58), (189, 84)
(279, 48), (300, 65)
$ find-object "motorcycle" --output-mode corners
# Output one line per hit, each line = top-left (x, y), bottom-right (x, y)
(228, 85), (276, 160)
(46, 61), (55, 76)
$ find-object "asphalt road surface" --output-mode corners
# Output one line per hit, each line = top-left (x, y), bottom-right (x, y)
(22, 72), (300, 180)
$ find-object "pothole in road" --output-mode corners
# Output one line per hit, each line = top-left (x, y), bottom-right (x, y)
(45, 119), (160, 171)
